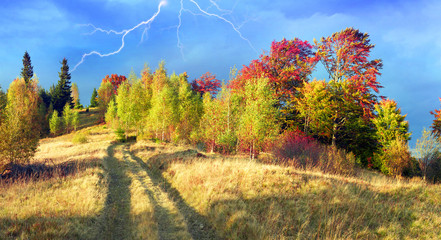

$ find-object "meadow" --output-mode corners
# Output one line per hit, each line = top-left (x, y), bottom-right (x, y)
(1, 108), (440, 239)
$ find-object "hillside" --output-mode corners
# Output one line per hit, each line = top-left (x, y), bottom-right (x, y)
(1, 109), (441, 239)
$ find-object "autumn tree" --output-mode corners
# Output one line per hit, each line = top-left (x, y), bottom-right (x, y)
(199, 92), (223, 152)
(430, 98), (441, 139)
(314, 27), (383, 163)
(52, 58), (73, 113)
(191, 72), (221, 97)
(296, 79), (333, 139)
(176, 73), (203, 143)
(231, 38), (317, 127)
(0, 78), (40, 169)
(237, 77), (279, 160)
(97, 81), (114, 122)
(21, 51), (34, 85)
(90, 88), (98, 108)
(71, 82), (82, 109)
(102, 74), (127, 95)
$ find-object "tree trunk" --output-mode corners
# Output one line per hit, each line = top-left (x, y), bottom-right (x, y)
(332, 122), (337, 147)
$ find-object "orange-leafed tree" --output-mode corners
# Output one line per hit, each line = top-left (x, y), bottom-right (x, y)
(102, 74), (127, 95)
(431, 98), (441, 138)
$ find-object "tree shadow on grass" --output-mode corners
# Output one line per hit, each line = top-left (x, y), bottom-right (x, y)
(128, 146), (223, 240)
(0, 158), (102, 184)
(207, 173), (417, 239)
(0, 216), (101, 240)
(97, 143), (133, 240)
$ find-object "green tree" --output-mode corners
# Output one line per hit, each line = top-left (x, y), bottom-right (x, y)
(52, 58), (73, 113)
(373, 99), (411, 146)
(49, 109), (61, 136)
(0, 85), (6, 118)
(199, 92), (222, 152)
(148, 84), (177, 141)
(72, 111), (80, 131)
(237, 78), (279, 160)
(63, 103), (74, 133)
(296, 79), (333, 138)
(0, 78), (40, 169)
(105, 99), (118, 129)
(21, 51), (34, 85)
(176, 73), (202, 143)
(97, 81), (114, 122)
(90, 88), (98, 107)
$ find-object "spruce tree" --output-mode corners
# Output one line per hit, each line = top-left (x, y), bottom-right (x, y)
(90, 88), (98, 107)
(20, 51), (34, 85)
(52, 58), (73, 113)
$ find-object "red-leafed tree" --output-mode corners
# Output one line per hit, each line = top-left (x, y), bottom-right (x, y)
(230, 38), (317, 126)
(315, 27), (383, 119)
(102, 74), (127, 95)
(431, 98), (441, 138)
(314, 27), (382, 162)
(191, 72), (221, 97)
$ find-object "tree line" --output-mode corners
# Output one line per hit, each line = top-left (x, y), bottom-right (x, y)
(1, 28), (441, 182)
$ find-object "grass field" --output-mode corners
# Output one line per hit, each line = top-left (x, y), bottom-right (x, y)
(1, 108), (441, 239)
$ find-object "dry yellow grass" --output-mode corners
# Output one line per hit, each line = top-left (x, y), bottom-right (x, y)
(0, 125), (111, 239)
(2, 114), (441, 239)
(130, 141), (441, 239)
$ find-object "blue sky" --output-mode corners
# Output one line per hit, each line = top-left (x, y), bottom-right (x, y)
(1, 0), (440, 148)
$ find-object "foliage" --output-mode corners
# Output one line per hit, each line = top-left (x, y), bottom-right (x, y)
(231, 38), (316, 127)
(191, 72), (221, 97)
(90, 88), (98, 108)
(51, 58), (73, 114)
(375, 138), (412, 176)
(373, 99), (411, 146)
(20, 51), (34, 85)
(415, 128), (441, 180)
(296, 79), (333, 138)
(0, 78), (40, 168)
(430, 98), (441, 138)
(102, 74), (127, 95)
(72, 131), (88, 144)
(105, 99), (118, 129)
(97, 81), (114, 122)
(71, 82), (81, 108)
(315, 27), (382, 119)
(237, 78), (279, 159)
(72, 110), (80, 131)
(49, 109), (61, 136)
(176, 73), (203, 143)
(272, 130), (356, 175)
(63, 103), (74, 133)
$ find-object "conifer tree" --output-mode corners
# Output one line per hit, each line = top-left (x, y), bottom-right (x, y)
(52, 58), (73, 113)
(90, 88), (98, 107)
(71, 82), (81, 108)
(21, 51), (34, 85)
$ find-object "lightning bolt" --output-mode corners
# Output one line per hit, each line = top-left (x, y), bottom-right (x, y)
(72, 0), (256, 72)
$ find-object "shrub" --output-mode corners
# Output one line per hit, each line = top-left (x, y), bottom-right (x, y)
(115, 128), (126, 142)
(72, 132), (88, 144)
(272, 130), (356, 175)
(375, 138), (411, 176)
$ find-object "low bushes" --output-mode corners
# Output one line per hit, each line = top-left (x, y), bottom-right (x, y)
(272, 130), (356, 175)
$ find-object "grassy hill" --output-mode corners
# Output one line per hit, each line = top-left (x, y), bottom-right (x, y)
(1, 108), (440, 239)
